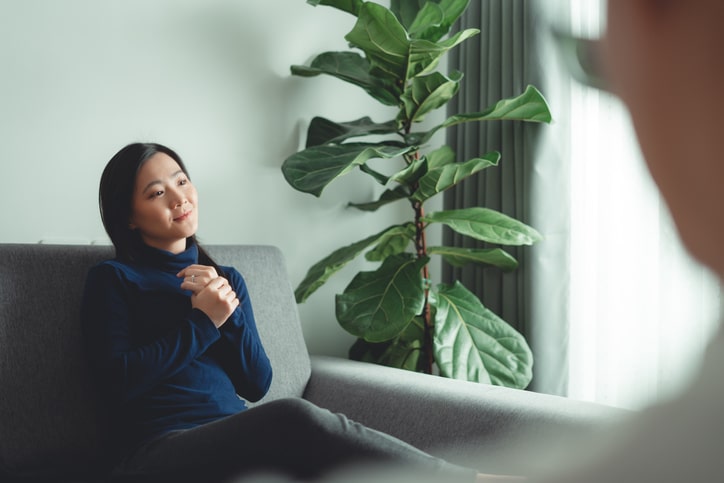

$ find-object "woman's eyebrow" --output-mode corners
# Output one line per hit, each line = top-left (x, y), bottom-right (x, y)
(141, 170), (185, 194)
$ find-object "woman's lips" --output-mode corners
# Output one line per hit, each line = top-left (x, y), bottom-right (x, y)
(174, 210), (192, 222)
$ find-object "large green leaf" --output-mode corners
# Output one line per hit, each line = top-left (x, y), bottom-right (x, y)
(349, 186), (409, 212)
(294, 225), (406, 303)
(307, 0), (363, 16)
(407, 28), (479, 78)
(431, 282), (533, 388)
(445, 84), (553, 124)
(406, 85), (553, 145)
(423, 207), (542, 246)
(408, 0), (470, 42)
(400, 71), (463, 124)
(349, 319), (425, 372)
(365, 223), (416, 261)
(336, 254), (428, 342)
(391, 0), (427, 31)
(345, 3), (411, 80)
(428, 246), (519, 271)
(358, 162), (395, 187)
(282, 143), (413, 197)
(423, 145), (455, 169)
(389, 156), (427, 187)
(406, 2), (443, 40)
(346, 3), (477, 84)
(291, 52), (400, 106)
(306, 116), (399, 148)
(411, 151), (500, 202)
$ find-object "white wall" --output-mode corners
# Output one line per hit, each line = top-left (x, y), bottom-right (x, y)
(0, 0), (444, 357)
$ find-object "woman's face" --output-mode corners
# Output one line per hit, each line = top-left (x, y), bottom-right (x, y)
(129, 152), (199, 254)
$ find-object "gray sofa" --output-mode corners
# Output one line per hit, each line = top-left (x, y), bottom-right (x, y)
(0, 244), (622, 482)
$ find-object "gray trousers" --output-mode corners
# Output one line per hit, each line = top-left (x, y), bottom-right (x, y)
(114, 398), (476, 482)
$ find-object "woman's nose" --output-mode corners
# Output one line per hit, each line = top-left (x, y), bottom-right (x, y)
(169, 188), (186, 207)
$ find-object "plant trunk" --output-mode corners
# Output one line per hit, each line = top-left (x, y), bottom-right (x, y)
(406, 143), (434, 375)
(413, 198), (434, 374)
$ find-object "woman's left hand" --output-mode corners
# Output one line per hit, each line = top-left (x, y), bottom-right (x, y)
(178, 264), (219, 294)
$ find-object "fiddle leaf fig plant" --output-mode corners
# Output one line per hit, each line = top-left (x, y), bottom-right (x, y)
(283, 0), (552, 389)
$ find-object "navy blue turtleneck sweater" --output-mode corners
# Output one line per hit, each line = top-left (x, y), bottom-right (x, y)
(81, 243), (273, 452)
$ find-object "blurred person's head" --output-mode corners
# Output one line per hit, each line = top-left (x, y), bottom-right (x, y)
(603, 0), (724, 275)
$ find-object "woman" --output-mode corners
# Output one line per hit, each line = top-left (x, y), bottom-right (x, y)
(81, 142), (505, 482)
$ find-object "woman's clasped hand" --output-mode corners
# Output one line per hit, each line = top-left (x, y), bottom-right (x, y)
(178, 264), (239, 328)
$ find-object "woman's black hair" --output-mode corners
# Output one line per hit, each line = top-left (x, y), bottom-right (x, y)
(99, 142), (222, 274)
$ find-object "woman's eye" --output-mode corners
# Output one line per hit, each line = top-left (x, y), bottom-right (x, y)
(149, 190), (164, 199)
(179, 178), (188, 186)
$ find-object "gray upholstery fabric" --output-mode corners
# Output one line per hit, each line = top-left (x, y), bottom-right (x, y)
(305, 356), (622, 465)
(0, 244), (310, 479)
(0, 244), (112, 478)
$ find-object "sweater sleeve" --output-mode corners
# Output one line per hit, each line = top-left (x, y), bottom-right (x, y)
(216, 267), (273, 402)
(81, 263), (221, 403)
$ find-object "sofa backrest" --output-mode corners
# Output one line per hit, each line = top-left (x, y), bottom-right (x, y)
(0, 243), (310, 479)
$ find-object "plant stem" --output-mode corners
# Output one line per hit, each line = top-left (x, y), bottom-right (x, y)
(405, 144), (434, 374)
(412, 198), (434, 374)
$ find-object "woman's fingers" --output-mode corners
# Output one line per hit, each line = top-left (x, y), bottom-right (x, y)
(179, 266), (238, 326)
(178, 264), (219, 293)
(190, 276), (239, 327)
(215, 279), (240, 310)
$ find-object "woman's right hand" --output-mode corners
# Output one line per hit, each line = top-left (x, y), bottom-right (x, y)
(190, 276), (239, 328)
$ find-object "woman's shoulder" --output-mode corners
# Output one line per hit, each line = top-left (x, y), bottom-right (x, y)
(89, 257), (132, 274)
(82, 259), (138, 296)
(87, 258), (149, 283)
(84, 258), (120, 275)
(220, 264), (241, 280)
(220, 265), (248, 287)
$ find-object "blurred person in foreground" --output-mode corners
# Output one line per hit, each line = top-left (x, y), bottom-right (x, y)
(538, 0), (724, 480)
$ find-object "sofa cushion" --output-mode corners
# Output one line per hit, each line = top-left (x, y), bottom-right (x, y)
(0, 243), (310, 479)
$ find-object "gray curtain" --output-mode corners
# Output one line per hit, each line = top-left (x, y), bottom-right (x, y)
(444, 0), (560, 394)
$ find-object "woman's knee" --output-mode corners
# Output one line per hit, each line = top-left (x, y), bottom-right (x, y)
(263, 398), (341, 435)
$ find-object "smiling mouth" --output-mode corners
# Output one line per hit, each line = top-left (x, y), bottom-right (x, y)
(174, 210), (193, 222)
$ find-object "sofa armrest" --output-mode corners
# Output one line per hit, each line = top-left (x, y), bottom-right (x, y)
(303, 355), (625, 470)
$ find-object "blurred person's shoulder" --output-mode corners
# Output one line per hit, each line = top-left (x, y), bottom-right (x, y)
(541, 320), (724, 483)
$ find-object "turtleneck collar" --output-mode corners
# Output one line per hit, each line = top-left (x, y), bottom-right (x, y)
(135, 240), (199, 273)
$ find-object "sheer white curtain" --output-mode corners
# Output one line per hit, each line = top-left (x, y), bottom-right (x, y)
(535, 0), (721, 409)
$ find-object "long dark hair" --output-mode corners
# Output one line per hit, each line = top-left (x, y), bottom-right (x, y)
(99, 142), (222, 273)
